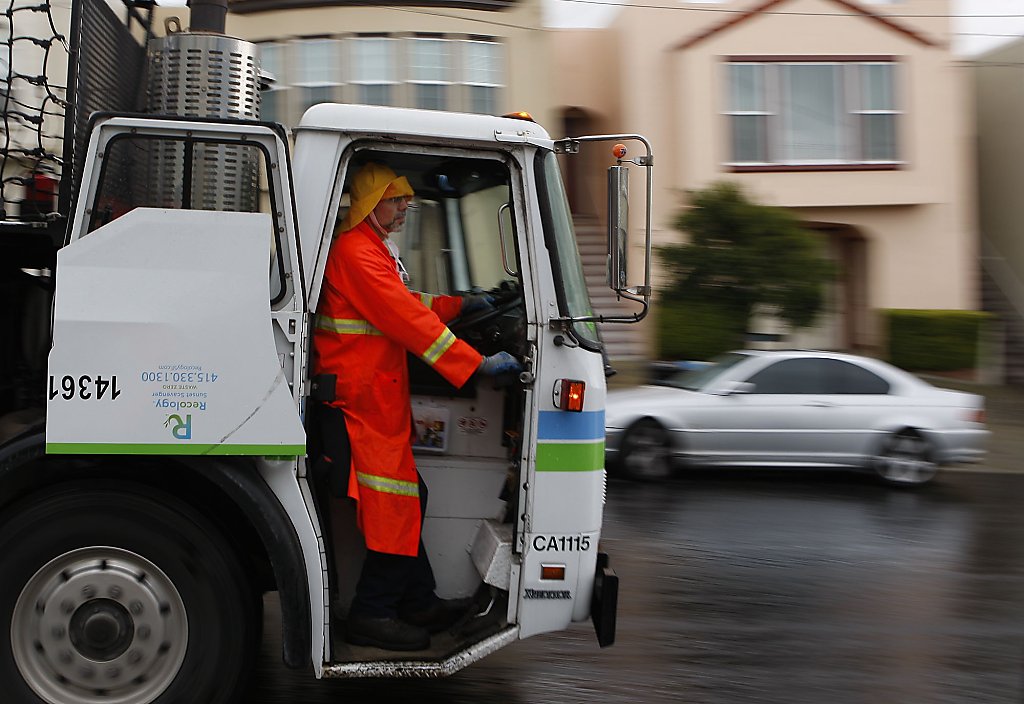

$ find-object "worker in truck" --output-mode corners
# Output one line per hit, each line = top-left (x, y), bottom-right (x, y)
(311, 162), (522, 651)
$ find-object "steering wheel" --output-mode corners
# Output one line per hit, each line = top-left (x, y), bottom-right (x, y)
(449, 294), (524, 332)
(449, 284), (526, 359)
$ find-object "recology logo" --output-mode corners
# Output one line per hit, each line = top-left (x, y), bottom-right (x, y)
(163, 414), (192, 440)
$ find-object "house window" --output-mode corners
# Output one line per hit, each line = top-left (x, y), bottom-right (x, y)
(293, 39), (342, 116)
(352, 37), (397, 106)
(857, 62), (897, 161)
(259, 43), (288, 124)
(728, 63), (768, 163)
(462, 40), (503, 114)
(725, 59), (899, 168)
(256, 34), (506, 123)
(409, 38), (452, 111)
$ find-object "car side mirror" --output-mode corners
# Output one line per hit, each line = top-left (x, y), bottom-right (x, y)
(713, 381), (754, 396)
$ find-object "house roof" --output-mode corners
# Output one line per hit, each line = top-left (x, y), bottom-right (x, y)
(672, 0), (939, 51)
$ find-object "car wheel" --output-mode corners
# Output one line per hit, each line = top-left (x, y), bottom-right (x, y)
(0, 483), (260, 704)
(874, 430), (937, 486)
(618, 418), (675, 482)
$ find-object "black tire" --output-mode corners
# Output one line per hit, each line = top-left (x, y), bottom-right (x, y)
(873, 429), (937, 487)
(618, 418), (676, 482)
(0, 483), (260, 704)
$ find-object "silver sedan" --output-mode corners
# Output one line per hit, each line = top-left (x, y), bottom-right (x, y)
(605, 350), (989, 486)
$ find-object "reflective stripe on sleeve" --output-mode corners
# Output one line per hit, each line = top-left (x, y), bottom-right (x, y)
(315, 315), (383, 336)
(418, 292), (435, 306)
(356, 471), (420, 497)
(421, 328), (456, 366)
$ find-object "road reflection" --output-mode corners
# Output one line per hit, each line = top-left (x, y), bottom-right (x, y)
(247, 471), (1024, 704)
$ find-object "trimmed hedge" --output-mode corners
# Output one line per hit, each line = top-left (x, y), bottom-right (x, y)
(884, 309), (991, 372)
(656, 297), (746, 361)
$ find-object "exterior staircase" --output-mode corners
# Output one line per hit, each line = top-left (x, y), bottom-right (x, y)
(981, 241), (1024, 386)
(573, 215), (650, 365)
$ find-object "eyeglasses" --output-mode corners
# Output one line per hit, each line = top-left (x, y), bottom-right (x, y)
(396, 256), (411, 284)
(383, 196), (413, 206)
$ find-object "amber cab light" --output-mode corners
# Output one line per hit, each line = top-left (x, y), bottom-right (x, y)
(553, 378), (585, 412)
(502, 110), (535, 122)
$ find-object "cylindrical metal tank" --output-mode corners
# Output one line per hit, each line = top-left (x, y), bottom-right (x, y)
(146, 31), (262, 212)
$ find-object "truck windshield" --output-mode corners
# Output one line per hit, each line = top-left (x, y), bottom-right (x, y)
(535, 150), (600, 349)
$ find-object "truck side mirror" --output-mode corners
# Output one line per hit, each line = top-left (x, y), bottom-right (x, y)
(607, 165), (628, 291)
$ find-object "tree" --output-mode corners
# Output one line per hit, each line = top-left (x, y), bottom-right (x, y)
(658, 181), (834, 335)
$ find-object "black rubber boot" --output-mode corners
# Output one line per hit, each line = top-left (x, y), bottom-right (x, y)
(401, 597), (476, 634)
(345, 616), (430, 651)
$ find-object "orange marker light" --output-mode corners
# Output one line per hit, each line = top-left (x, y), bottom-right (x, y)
(503, 110), (535, 122)
(612, 143), (628, 159)
(554, 378), (586, 412)
(541, 564), (566, 581)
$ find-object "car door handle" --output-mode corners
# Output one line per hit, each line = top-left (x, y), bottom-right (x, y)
(804, 401), (834, 408)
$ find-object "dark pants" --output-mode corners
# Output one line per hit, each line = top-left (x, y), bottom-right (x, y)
(312, 403), (438, 620)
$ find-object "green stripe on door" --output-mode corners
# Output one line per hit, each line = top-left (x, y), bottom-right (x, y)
(46, 443), (305, 457)
(535, 441), (605, 472)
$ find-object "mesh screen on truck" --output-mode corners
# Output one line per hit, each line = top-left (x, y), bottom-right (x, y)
(0, 0), (152, 224)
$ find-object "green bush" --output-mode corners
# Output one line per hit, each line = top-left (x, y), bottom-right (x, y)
(656, 297), (746, 361)
(884, 309), (991, 371)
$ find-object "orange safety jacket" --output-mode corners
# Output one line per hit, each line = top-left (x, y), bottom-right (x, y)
(312, 221), (483, 556)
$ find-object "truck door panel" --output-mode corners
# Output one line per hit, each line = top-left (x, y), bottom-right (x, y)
(46, 208), (305, 455)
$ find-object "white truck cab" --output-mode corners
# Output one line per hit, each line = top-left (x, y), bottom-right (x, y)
(0, 3), (654, 700)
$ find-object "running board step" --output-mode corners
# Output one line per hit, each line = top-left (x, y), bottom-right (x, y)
(322, 626), (520, 678)
(470, 519), (513, 590)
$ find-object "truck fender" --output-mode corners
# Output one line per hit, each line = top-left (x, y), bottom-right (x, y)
(0, 429), (47, 503)
(178, 457), (312, 669)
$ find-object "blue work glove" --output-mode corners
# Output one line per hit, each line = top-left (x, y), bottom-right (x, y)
(461, 293), (495, 315)
(478, 351), (522, 376)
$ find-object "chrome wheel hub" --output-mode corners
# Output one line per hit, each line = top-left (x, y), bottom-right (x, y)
(877, 435), (937, 485)
(11, 547), (188, 704)
(624, 426), (671, 478)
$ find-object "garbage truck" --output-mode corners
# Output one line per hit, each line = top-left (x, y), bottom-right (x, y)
(0, 0), (654, 701)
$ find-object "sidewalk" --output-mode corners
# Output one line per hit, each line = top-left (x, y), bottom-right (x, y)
(924, 377), (1024, 474)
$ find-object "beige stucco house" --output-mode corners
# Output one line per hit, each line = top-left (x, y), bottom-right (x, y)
(179, 0), (556, 129)
(553, 0), (979, 357)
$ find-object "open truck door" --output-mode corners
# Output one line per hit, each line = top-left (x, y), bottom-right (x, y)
(46, 117), (306, 456)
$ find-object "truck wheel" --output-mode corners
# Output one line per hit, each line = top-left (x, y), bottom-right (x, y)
(0, 484), (259, 704)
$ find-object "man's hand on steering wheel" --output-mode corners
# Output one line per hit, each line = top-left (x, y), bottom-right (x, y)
(461, 292), (495, 316)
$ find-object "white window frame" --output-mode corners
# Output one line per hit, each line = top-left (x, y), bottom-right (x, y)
(292, 38), (343, 114)
(258, 42), (291, 124)
(350, 36), (400, 107)
(780, 62), (844, 165)
(460, 39), (504, 115)
(850, 61), (899, 164)
(407, 37), (455, 111)
(723, 59), (901, 169)
(725, 62), (771, 165)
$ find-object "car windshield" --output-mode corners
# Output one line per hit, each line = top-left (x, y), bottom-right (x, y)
(657, 352), (751, 391)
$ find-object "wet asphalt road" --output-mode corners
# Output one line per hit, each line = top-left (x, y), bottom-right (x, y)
(247, 470), (1024, 704)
